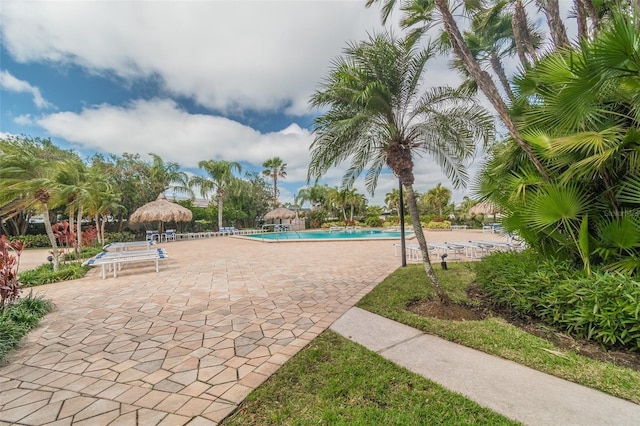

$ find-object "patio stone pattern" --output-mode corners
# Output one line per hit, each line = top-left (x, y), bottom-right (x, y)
(1, 237), (401, 425)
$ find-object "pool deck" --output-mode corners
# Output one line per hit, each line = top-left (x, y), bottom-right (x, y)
(2, 230), (510, 424)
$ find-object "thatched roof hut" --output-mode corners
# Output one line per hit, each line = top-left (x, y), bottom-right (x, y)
(263, 207), (296, 221)
(469, 200), (500, 216)
(129, 193), (193, 223)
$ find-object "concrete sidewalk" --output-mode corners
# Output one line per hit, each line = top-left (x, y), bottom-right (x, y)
(331, 307), (640, 426)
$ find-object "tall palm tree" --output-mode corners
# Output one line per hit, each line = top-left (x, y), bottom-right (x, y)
(424, 183), (452, 217)
(308, 32), (494, 301)
(262, 157), (287, 206)
(149, 153), (192, 199)
(0, 136), (71, 270)
(385, 188), (402, 215)
(297, 183), (330, 210)
(190, 160), (241, 230)
(56, 157), (86, 255)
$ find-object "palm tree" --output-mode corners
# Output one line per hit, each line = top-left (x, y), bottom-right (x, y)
(308, 32), (494, 301)
(297, 183), (330, 210)
(190, 160), (241, 231)
(149, 153), (192, 199)
(457, 196), (476, 220)
(424, 183), (452, 217)
(0, 136), (71, 270)
(385, 188), (402, 215)
(262, 157), (287, 206)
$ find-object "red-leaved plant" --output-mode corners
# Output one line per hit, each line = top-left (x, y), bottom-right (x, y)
(82, 226), (98, 247)
(0, 235), (27, 307)
(53, 220), (76, 247)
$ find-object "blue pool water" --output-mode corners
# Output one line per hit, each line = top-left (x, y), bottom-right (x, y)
(244, 229), (409, 241)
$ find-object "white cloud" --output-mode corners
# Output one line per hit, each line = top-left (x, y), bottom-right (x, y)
(37, 97), (314, 171)
(14, 114), (34, 126)
(1, 1), (385, 116)
(0, 70), (52, 109)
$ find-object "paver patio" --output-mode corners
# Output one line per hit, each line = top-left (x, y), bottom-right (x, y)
(1, 237), (401, 424)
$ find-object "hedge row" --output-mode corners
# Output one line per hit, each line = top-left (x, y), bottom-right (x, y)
(475, 250), (640, 351)
(6, 231), (137, 248)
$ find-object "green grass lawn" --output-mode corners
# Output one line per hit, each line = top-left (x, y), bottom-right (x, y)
(222, 331), (518, 426)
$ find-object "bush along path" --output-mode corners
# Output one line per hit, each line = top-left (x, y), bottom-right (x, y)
(0, 235), (52, 361)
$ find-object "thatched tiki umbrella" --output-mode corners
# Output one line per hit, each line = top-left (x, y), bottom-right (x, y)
(264, 207), (296, 224)
(469, 201), (500, 220)
(129, 193), (193, 230)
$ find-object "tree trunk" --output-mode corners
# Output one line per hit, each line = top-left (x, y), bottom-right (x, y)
(581, 0), (599, 35)
(490, 53), (515, 102)
(575, 0), (588, 40)
(100, 215), (107, 244)
(273, 176), (278, 206)
(76, 206), (83, 256)
(217, 193), (224, 230)
(511, 14), (531, 69)
(434, 0), (549, 180)
(41, 203), (60, 271)
(541, 0), (570, 49)
(68, 206), (75, 252)
(404, 184), (451, 304)
(515, 0), (539, 64)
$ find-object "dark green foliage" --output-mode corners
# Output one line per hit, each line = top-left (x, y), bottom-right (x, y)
(475, 251), (640, 350)
(19, 262), (89, 287)
(365, 216), (383, 227)
(7, 234), (50, 248)
(0, 294), (52, 360)
(104, 231), (136, 243)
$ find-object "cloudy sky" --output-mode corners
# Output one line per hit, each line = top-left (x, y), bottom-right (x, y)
(1, 0), (481, 207)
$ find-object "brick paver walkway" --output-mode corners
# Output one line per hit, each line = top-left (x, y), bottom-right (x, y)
(0, 237), (399, 425)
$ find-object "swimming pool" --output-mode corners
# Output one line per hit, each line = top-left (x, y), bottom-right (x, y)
(243, 229), (411, 241)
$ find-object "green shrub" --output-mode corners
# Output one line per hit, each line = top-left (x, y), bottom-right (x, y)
(19, 263), (90, 287)
(475, 251), (640, 350)
(365, 216), (383, 227)
(104, 231), (136, 243)
(426, 220), (451, 230)
(0, 294), (52, 360)
(7, 234), (51, 248)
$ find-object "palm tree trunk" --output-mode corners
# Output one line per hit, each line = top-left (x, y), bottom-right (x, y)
(434, 0), (549, 180)
(514, 0), (538, 64)
(217, 195), (224, 230)
(580, 0), (599, 34)
(41, 204), (60, 271)
(575, 0), (588, 40)
(404, 184), (450, 304)
(273, 176), (278, 205)
(76, 207), (83, 256)
(68, 206), (75, 252)
(540, 0), (570, 49)
(100, 215), (107, 244)
(511, 14), (531, 69)
(490, 53), (515, 102)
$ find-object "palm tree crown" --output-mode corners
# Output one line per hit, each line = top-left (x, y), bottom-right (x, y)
(190, 160), (241, 230)
(262, 157), (287, 206)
